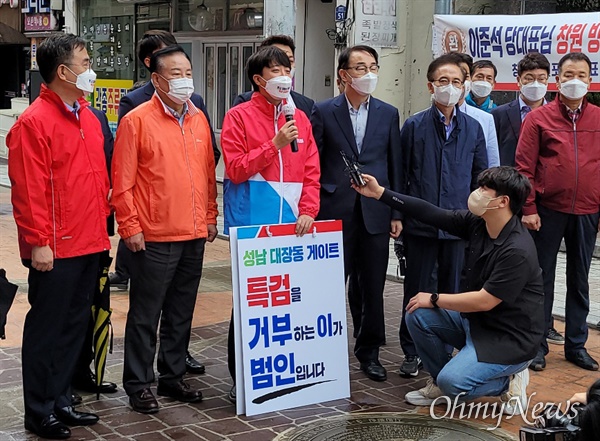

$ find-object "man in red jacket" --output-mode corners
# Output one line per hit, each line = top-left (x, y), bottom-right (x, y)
(7, 34), (111, 439)
(516, 52), (600, 373)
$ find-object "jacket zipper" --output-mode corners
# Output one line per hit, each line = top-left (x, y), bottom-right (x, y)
(274, 106), (283, 224)
(180, 119), (198, 233)
(571, 117), (578, 213)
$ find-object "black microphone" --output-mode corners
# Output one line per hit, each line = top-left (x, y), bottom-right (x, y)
(282, 103), (298, 153)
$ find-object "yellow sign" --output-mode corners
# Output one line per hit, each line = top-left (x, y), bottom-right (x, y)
(93, 79), (133, 124)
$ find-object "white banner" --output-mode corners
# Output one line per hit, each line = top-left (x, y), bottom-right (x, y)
(231, 220), (349, 416)
(433, 12), (600, 91)
(355, 0), (398, 48)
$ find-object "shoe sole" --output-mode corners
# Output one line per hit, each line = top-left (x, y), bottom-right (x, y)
(547, 339), (565, 345)
(399, 363), (423, 378)
(24, 422), (71, 440)
(156, 390), (203, 403)
(565, 359), (599, 371)
(528, 363), (545, 371)
(405, 392), (435, 407)
(129, 404), (159, 414)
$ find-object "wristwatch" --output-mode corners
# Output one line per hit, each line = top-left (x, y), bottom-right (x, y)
(430, 292), (440, 309)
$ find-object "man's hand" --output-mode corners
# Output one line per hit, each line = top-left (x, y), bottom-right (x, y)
(295, 215), (314, 237)
(31, 245), (53, 272)
(125, 232), (145, 252)
(272, 120), (299, 150)
(207, 224), (218, 243)
(351, 174), (385, 199)
(390, 220), (403, 238)
(406, 292), (435, 314)
(569, 392), (587, 405)
(522, 213), (541, 231)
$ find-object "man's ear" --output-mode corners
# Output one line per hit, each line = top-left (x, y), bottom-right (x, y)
(144, 57), (151, 69)
(253, 74), (264, 89)
(56, 65), (69, 82)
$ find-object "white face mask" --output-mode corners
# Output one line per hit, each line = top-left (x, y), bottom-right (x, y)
(157, 75), (194, 105)
(433, 83), (462, 107)
(520, 81), (547, 102)
(348, 72), (378, 96)
(559, 79), (589, 100)
(470, 80), (493, 98)
(261, 75), (292, 99)
(467, 188), (502, 217)
(65, 66), (97, 94)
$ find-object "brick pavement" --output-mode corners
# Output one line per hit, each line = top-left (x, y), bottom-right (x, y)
(2, 183), (600, 440)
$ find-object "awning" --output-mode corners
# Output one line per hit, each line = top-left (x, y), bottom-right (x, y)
(0, 23), (28, 45)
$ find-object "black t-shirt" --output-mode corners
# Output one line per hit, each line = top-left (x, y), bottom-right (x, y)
(380, 189), (544, 365)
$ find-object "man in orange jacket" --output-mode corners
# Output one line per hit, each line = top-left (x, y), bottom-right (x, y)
(112, 45), (218, 414)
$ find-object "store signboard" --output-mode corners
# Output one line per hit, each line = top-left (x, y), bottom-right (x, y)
(94, 79), (133, 134)
(0, 0), (19, 8)
(24, 13), (54, 31)
(21, 0), (50, 13)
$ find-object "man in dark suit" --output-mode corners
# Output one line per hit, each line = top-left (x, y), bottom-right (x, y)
(231, 35), (314, 118)
(311, 45), (402, 382)
(491, 52), (550, 167)
(109, 30), (216, 375)
(71, 106), (119, 397)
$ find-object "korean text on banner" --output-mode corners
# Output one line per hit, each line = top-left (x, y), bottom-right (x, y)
(432, 12), (600, 92)
(231, 220), (350, 417)
(355, 0), (398, 48)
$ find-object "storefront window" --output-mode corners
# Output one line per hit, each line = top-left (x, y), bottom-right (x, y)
(175, 0), (264, 33)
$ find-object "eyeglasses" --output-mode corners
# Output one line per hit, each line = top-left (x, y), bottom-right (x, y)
(521, 75), (548, 84)
(346, 64), (380, 74)
(432, 78), (464, 88)
(65, 61), (92, 70)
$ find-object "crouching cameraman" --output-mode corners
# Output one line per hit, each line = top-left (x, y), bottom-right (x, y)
(568, 380), (600, 441)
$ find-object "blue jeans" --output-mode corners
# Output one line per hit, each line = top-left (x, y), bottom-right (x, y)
(406, 308), (530, 400)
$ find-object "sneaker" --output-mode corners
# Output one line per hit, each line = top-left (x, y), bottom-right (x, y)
(528, 351), (546, 371)
(405, 378), (444, 406)
(109, 272), (128, 290)
(501, 368), (529, 416)
(399, 355), (423, 377)
(547, 327), (565, 345)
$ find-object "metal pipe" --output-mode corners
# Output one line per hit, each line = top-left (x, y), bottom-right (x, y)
(434, 0), (453, 15)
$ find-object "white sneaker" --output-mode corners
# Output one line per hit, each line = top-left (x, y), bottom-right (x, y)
(405, 378), (444, 406)
(501, 368), (529, 416)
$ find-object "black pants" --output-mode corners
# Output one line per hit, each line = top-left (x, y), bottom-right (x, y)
(534, 205), (599, 356)
(343, 201), (390, 363)
(123, 239), (205, 395)
(400, 234), (464, 357)
(22, 253), (100, 419)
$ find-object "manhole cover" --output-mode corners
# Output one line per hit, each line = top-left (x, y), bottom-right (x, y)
(275, 413), (514, 441)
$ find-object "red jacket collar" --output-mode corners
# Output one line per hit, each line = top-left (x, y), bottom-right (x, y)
(554, 94), (588, 120)
(40, 83), (91, 116)
(249, 91), (286, 117)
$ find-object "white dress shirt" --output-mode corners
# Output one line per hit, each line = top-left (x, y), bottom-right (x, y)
(459, 101), (500, 167)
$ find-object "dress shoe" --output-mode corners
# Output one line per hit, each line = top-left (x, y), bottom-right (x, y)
(228, 385), (236, 404)
(24, 414), (71, 439)
(185, 352), (206, 374)
(108, 272), (128, 290)
(360, 360), (387, 382)
(529, 351), (546, 371)
(72, 371), (118, 394)
(71, 393), (82, 406)
(157, 379), (203, 403)
(129, 388), (159, 414)
(566, 349), (599, 371)
(55, 406), (99, 426)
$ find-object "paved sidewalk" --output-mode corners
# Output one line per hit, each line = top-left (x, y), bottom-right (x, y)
(2, 182), (600, 440)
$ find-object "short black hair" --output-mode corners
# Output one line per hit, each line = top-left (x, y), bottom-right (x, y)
(138, 30), (178, 66)
(337, 45), (379, 71)
(517, 52), (550, 76)
(37, 33), (86, 84)
(579, 379), (600, 441)
(259, 35), (296, 54)
(477, 166), (532, 215)
(149, 45), (191, 74)
(472, 60), (498, 78)
(427, 54), (467, 82)
(246, 46), (291, 92)
(447, 52), (473, 77)
(558, 52), (592, 74)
